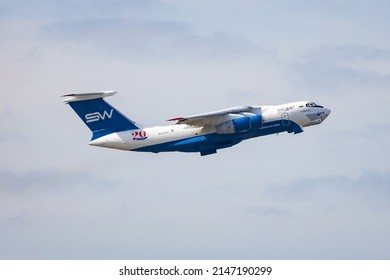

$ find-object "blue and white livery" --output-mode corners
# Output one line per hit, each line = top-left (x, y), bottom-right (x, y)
(62, 91), (331, 156)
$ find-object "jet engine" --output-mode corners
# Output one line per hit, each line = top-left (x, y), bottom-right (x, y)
(216, 114), (262, 134)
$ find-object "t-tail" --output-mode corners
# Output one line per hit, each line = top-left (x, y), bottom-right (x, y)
(62, 90), (140, 140)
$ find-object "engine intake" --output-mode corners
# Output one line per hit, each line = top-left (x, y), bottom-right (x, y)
(216, 115), (262, 134)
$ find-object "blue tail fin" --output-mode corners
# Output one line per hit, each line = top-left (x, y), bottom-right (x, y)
(62, 91), (140, 140)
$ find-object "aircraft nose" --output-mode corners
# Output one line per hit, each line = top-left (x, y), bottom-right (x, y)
(321, 108), (331, 121)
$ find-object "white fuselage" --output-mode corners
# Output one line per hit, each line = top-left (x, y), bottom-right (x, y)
(89, 101), (331, 153)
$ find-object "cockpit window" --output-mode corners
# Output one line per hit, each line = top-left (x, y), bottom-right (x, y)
(306, 102), (324, 108)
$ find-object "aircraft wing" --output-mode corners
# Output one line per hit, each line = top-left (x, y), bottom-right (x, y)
(168, 106), (254, 126)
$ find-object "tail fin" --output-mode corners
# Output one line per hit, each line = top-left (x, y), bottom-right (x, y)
(62, 90), (140, 140)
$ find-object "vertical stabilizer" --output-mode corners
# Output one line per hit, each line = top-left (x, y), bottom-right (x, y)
(62, 91), (140, 140)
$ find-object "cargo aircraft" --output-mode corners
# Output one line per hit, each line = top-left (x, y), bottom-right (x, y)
(62, 91), (330, 156)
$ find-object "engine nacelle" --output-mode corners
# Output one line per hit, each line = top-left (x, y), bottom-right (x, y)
(216, 115), (262, 134)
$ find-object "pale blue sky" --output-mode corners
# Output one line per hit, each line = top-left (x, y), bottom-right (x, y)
(1, 0), (389, 259)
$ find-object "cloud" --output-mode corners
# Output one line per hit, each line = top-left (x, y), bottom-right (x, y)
(0, 0), (162, 20)
(39, 18), (259, 60)
(1, 0), (390, 260)
(268, 171), (390, 200)
(265, 171), (390, 211)
(301, 45), (390, 63)
(245, 205), (295, 219)
(0, 168), (119, 194)
(293, 45), (390, 92)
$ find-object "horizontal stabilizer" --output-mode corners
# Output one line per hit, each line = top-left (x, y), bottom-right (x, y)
(62, 90), (116, 103)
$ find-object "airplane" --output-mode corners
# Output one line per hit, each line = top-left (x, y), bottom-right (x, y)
(62, 90), (331, 156)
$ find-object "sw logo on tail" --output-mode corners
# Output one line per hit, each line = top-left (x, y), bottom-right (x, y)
(85, 109), (113, 123)
(62, 90), (331, 156)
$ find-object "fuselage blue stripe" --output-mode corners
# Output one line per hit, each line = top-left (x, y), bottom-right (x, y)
(133, 120), (302, 153)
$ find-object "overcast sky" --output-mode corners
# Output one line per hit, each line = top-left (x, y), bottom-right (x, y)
(1, 0), (389, 259)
